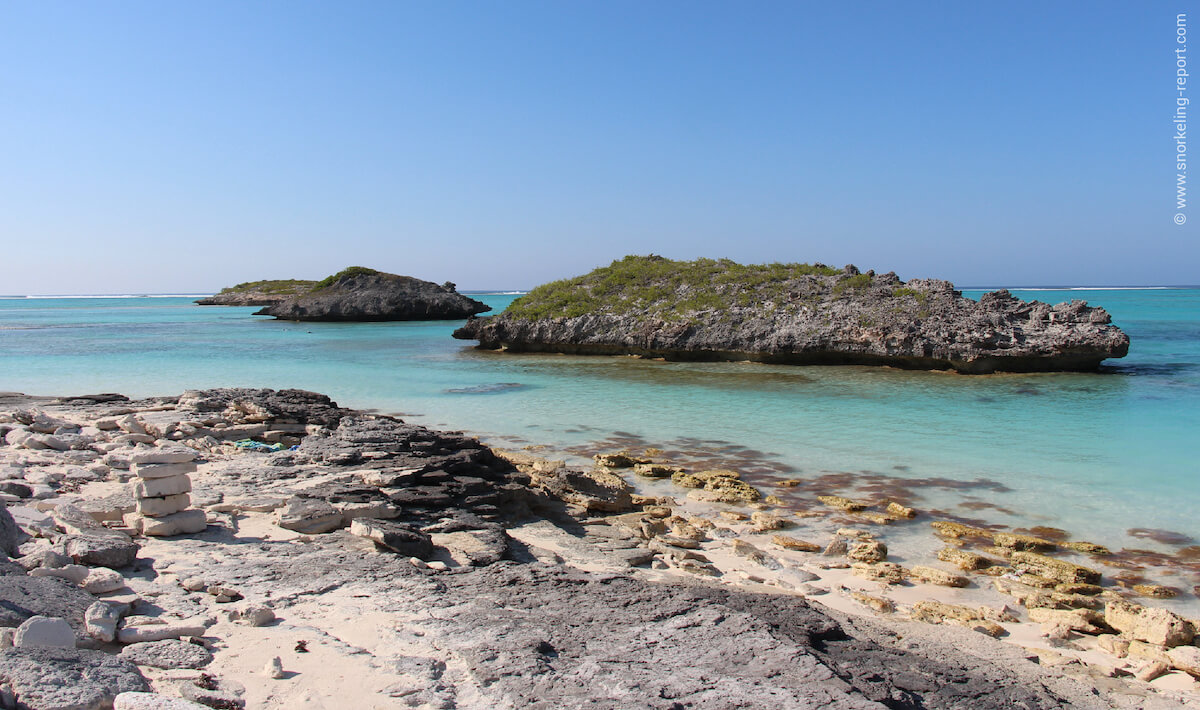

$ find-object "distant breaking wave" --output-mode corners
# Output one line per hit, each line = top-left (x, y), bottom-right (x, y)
(964, 286), (1179, 292)
(0, 294), (215, 300)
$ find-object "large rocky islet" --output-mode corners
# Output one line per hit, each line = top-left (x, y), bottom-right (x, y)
(0, 388), (1196, 708)
(453, 255), (1130, 373)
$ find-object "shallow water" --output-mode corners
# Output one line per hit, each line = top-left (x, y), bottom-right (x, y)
(1, 289), (1198, 605)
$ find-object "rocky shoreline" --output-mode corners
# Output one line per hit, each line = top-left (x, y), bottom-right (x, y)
(453, 256), (1131, 373)
(0, 389), (1196, 709)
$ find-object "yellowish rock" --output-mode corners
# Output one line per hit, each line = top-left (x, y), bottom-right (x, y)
(1096, 633), (1130, 658)
(1104, 600), (1196, 647)
(1127, 640), (1170, 664)
(885, 501), (916, 518)
(851, 591), (894, 614)
(847, 540), (888, 563)
(1027, 607), (1105, 634)
(1009, 551), (1101, 585)
(936, 547), (994, 571)
(992, 532), (1057, 552)
(1060, 540), (1110, 555)
(908, 565), (969, 588)
(1167, 645), (1200, 678)
(930, 521), (993, 539)
(771, 535), (821, 553)
(634, 463), (682, 479)
(851, 562), (905, 584)
(817, 495), (866, 512)
(719, 511), (748, 522)
(593, 452), (645, 468)
(1132, 584), (1178, 599)
(750, 512), (787, 531)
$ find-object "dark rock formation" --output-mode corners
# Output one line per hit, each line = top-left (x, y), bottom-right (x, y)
(0, 575), (97, 637)
(195, 279), (316, 306)
(253, 267), (490, 322)
(453, 256), (1130, 373)
(0, 647), (148, 709)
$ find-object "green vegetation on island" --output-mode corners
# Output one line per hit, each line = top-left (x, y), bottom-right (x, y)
(505, 255), (849, 321)
(216, 279), (317, 296)
(311, 266), (381, 291)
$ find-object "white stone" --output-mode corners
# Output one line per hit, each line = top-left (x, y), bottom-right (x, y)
(132, 461), (197, 479)
(115, 692), (211, 710)
(1168, 645), (1200, 677)
(86, 601), (129, 643)
(264, 656), (285, 679)
(336, 500), (399, 523)
(139, 509), (208, 537)
(4, 429), (33, 447)
(136, 493), (191, 517)
(117, 415), (148, 435)
(230, 605), (274, 627)
(132, 474), (191, 498)
(129, 445), (195, 465)
(116, 617), (209, 644)
(82, 567), (127, 594)
(14, 616), (75, 648)
(29, 564), (89, 584)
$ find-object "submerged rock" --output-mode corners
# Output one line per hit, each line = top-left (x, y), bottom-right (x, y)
(453, 256), (1129, 373)
(254, 267), (490, 322)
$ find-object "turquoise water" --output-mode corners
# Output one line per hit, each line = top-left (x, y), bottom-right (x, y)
(2, 289), (1198, 598)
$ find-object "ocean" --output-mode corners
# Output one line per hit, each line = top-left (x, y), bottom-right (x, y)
(2, 288), (1198, 607)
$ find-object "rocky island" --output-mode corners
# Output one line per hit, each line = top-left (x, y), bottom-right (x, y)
(195, 281), (318, 307)
(252, 267), (490, 322)
(1, 388), (1196, 708)
(453, 256), (1130, 373)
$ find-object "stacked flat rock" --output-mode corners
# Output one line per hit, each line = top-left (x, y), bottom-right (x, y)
(125, 446), (207, 536)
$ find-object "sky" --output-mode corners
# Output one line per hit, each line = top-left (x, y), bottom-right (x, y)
(1, 1), (1196, 293)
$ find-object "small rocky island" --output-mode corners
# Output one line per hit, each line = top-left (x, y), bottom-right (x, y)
(195, 280), (317, 307)
(454, 256), (1130, 373)
(251, 267), (490, 322)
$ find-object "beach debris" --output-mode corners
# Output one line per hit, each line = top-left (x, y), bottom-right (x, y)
(294, 640), (308, 653)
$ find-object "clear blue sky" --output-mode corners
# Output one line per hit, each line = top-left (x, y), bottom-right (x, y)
(1, 1), (1195, 292)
